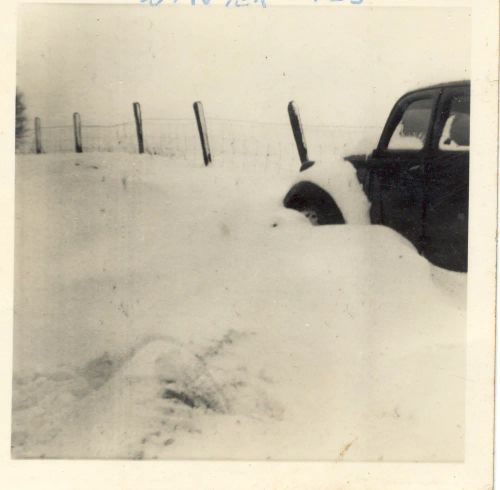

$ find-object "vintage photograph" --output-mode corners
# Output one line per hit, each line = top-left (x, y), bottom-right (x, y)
(13, 1), (472, 461)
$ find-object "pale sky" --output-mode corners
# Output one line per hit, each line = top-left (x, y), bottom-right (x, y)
(17, 3), (471, 129)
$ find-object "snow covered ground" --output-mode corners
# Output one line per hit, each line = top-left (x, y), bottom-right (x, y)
(12, 152), (466, 461)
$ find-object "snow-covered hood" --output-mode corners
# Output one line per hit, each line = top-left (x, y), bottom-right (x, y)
(283, 156), (371, 225)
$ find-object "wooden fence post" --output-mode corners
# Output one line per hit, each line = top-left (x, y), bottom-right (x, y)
(288, 101), (314, 171)
(34, 117), (42, 154)
(73, 112), (83, 153)
(133, 102), (144, 154)
(193, 101), (212, 166)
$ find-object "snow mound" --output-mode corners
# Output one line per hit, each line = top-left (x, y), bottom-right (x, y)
(13, 153), (466, 461)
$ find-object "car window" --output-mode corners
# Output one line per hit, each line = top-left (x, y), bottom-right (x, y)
(387, 98), (433, 151)
(439, 94), (470, 151)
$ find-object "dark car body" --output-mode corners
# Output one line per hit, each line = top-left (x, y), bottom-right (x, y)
(347, 81), (470, 272)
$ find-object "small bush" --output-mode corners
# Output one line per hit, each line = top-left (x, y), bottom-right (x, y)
(16, 88), (28, 150)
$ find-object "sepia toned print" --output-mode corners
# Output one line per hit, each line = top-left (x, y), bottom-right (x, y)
(13, 2), (473, 462)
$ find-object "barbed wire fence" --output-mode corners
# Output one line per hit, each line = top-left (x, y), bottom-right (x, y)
(16, 102), (381, 169)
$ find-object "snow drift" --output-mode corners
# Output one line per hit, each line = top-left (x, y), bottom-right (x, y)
(13, 153), (466, 461)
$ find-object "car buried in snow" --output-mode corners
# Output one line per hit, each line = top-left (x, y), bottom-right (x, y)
(284, 81), (470, 273)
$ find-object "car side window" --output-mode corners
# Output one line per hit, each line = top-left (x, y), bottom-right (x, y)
(387, 98), (433, 151)
(438, 94), (470, 151)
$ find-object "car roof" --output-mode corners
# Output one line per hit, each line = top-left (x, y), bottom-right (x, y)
(405, 80), (470, 96)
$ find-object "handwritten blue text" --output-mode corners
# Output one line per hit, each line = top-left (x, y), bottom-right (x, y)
(140, 0), (364, 7)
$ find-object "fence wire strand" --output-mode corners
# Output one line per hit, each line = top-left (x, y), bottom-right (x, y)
(16, 117), (380, 166)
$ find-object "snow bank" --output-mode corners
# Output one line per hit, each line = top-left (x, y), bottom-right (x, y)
(13, 153), (466, 461)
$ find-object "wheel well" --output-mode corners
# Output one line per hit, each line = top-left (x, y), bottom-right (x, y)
(283, 181), (346, 225)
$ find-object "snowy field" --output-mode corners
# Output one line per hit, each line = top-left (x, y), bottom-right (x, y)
(12, 152), (466, 461)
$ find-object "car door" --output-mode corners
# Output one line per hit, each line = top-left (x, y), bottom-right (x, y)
(422, 85), (470, 272)
(365, 89), (440, 248)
